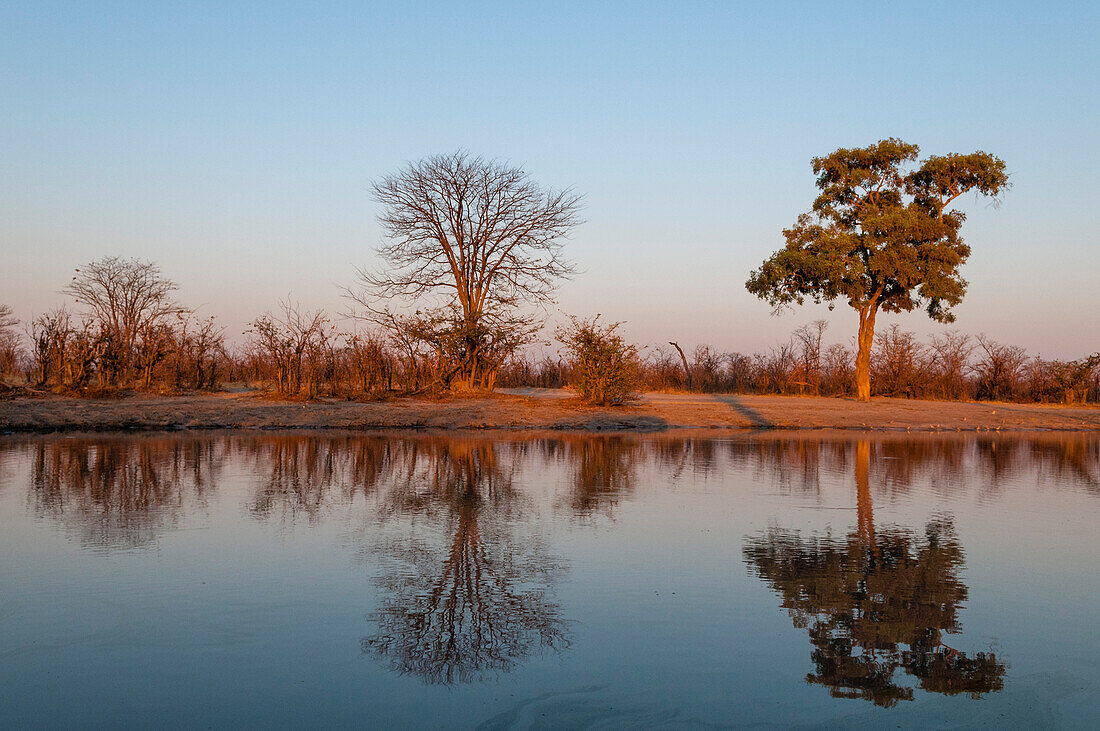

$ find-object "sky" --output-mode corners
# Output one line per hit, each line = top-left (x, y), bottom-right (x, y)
(2, 1), (1098, 358)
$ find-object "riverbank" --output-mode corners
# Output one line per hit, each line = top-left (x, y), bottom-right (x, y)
(2, 388), (1099, 433)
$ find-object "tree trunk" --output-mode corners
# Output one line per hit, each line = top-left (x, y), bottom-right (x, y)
(669, 342), (692, 391)
(855, 304), (878, 402)
(855, 439), (877, 559)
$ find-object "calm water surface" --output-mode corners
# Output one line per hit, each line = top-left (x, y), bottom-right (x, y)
(1, 432), (1097, 728)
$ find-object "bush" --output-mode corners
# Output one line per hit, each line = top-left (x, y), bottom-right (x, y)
(557, 316), (640, 405)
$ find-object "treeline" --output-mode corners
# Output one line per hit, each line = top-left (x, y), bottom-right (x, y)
(0, 257), (228, 394)
(499, 322), (1100, 405)
(236, 302), (440, 399)
(0, 297), (434, 398)
(2, 258), (1097, 404)
(15, 305), (226, 393)
(4, 304), (1098, 405)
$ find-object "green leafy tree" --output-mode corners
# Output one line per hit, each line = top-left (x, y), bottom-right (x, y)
(746, 139), (1008, 401)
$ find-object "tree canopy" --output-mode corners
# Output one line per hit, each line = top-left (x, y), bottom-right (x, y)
(746, 139), (1008, 400)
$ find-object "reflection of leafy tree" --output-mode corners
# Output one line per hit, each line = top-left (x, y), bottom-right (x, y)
(744, 440), (1004, 706)
(363, 438), (569, 685)
(28, 437), (221, 550)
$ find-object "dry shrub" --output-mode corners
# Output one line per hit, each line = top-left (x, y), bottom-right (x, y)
(557, 316), (640, 405)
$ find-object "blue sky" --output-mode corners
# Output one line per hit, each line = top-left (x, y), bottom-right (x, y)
(2, 1), (1098, 357)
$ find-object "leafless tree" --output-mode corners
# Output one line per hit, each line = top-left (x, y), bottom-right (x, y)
(872, 324), (925, 397)
(974, 334), (1028, 401)
(63, 318), (97, 387)
(0, 304), (20, 377)
(348, 151), (583, 388)
(668, 341), (692, 390)
(345, 331), (393, 396)
(793, 320), (829, 394)
(135, 322), (174, 390)
(725, 352), (754, 392)
(27, 308), (71, 386)
(691, 344), (726, 392)
(63, 257), (180, 378)
(759, 341), (798, 394)
(173, 313), (226, 390)
(928, 330), (974, 400)
(638, 344), (683, 391)
(821, 344), (854, 396)
(1024, 354), (1100, 404)
(248, 300), (328, 396)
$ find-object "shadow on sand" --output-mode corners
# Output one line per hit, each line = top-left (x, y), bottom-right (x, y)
(711, 395), (775, 429)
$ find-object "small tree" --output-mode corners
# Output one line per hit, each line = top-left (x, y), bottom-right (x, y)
(872, 324), (924, 397)
(174, 313), (226, 390)
(974, 335), (1028, 401)
(793, 320), (829, 394)
(822, 343), (854, 396)
(248, 301), (327, 396)
(27, 308), (71, 386)
(747, 139), (1008, 401)
(1041, 354), (1100, 404)
(557, 316), (640, 405)
(63, 318), (97, 387)
(64, 256), (180, 383)
(928, 331), (974, 400)
(135, 322), (174, 390)
(345, 331), (392, 397)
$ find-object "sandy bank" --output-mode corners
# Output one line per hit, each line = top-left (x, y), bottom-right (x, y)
(2, 388), (1099, 433)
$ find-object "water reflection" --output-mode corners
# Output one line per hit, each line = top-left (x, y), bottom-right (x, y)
(11, 430), (1098, 702)
(245, 435), (393, 522)
(362, 438), (569, 685)
(567, 436), (639, 515)
(28, 437), (223, 549)
(974, 437), (1100, 493)
(744, 440), (1005, 706)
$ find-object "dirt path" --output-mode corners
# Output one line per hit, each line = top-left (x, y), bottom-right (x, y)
(2, 388), (1098, 433)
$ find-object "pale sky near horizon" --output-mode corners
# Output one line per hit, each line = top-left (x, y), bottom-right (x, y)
(2, 1), (1098, 358)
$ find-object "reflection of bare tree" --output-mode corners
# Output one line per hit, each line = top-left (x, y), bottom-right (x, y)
(244, 435), (394, 523)
(1034, 438), (1100, 491)
(745, 438), (835, 495)
(363, 438), (569, 685)
(975, 436), (1100, 494)
(877, 439), (965, 498)
(567, 436), (639, 515)
(729, 434), (1100, 502)
(28, 437), (222, 550)
(651, 438), (718, 480)
(744, 439), (1004, 707)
